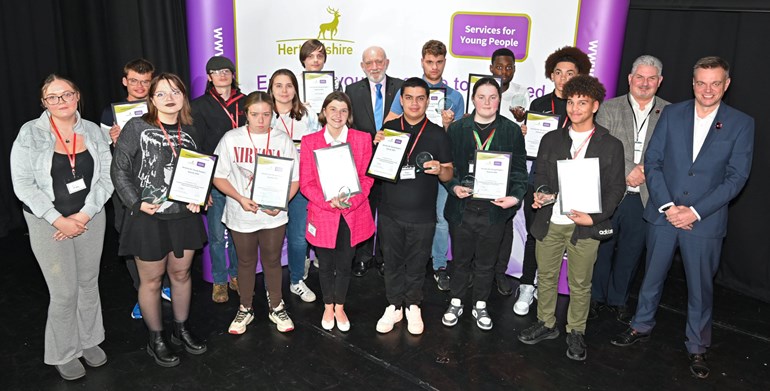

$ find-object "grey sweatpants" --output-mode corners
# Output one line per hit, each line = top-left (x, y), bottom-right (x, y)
(24, 210), (106, 365)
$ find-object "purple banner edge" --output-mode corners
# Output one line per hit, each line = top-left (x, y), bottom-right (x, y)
(186, 0), (237, 98)
(575, 0), (630, 98)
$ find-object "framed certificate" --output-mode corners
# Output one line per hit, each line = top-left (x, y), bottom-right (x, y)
(367, 129), (411, 182)
(524, 111), (561, 158)
(111, 100), (148, 129)
(471, 150), (511, 200)
(167, 148), (218, 206)
(466, 74), (503, 113)
(313, 143), (362, 201)
(426, 88), (446, 126)
(249, 154), (295, 211)
(557, 157), (602, 214)
(303, 71), (336, 113)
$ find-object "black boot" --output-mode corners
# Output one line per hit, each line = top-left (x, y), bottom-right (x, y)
(171, 320), (207, 355)
(147, 330), (180, 367)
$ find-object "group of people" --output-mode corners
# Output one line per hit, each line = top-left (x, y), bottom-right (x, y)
(11, 35), (753, 381)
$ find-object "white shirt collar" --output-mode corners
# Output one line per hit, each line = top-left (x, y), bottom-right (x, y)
(323, 125), (349, 145)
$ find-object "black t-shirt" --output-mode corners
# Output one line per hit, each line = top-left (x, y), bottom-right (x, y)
(378, 117), (452, 223)
(52, 150), (94, 216)
(530, 91), (569, 128)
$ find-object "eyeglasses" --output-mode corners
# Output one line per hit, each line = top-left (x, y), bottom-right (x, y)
(43, 91), (77, 105)
(153, 90), (183, 99)
(127, 78), (151, 87)
(209, 69), (232, 76)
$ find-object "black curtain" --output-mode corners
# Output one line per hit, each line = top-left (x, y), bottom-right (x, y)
(619, 1), (770, 302)
(0, 0), (189, 236)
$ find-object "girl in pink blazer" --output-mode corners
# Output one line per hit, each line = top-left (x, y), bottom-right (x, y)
(300, 91), (374, 332)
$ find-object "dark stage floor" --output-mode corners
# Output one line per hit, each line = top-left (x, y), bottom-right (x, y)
(1, 220), (769, 391)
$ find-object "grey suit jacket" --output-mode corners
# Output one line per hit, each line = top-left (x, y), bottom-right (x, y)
(595, 94), (670, 206)
(345, 75), (403, 136)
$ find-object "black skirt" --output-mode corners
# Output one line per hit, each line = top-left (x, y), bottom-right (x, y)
(119, 210), (207, 261)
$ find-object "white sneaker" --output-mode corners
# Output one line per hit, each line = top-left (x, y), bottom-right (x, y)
(290, 280), (317, 303)
(228, 305), (255, 335)
(268, 301), (295, 332)
(405, 305), (424, 335)
(375, 305), (403, 333)
(514, 284), (536, 316)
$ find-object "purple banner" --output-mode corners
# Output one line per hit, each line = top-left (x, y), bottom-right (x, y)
(185, 0), (236, 98)
(575, 0), (630, 98)
(450, 12), (530, 60)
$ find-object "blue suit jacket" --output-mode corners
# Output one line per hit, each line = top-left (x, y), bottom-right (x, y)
(643, 99), (754, 238)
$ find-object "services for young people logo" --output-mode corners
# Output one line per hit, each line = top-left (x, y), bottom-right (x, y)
(449, 12), (531, 61)
(275, 6), (355, 57)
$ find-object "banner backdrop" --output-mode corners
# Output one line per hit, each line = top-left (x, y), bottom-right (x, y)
(187, 0), (629, 278)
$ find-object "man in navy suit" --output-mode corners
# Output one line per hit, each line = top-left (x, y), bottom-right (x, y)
(611, 56), (754, 379)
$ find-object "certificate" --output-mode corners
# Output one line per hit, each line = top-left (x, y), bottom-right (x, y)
(249, 154), (295, 211)
(167, 148), (218, 206)
(472, 150), (511, 200)
(525, 111), (561, 158)
(426, 88), (446, 126)
(557, 157), (602, 214)
(466, 74), (503, 113)
(313, 143), (362, 201)
(367, 129), (411, 182)
(303, 71), (336, 113)
(111, 101), (148, 129)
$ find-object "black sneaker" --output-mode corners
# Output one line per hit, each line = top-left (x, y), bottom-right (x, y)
(566, 330), (587, 361)
(434, 268), (450, 291)
(588, 300), (601, 320)
(518, 320), (559, 345)
(495, 273), (513, 296)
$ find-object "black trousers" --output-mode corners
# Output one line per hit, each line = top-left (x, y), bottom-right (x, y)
(315, 217), (355, 305)
(520, 182), (538, 285)
(354, 183), (383, 265)
(379, 214), (435, 307)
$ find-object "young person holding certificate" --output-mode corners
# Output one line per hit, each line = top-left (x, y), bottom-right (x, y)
(518, 75), (625, 361)
(442, 78), (527, 331)
(213, 91), (299, 334)
(269, 69), (321, 304)
(297, 39), (329, 111)
(300, 92), (374, 332)
(111, 73), (208, 368)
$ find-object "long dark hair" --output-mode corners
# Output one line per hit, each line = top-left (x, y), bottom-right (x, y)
(142, 73), (193, 125)
(268, 69), (308, 121)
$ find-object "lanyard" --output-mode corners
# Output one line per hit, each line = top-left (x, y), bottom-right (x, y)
(571, 128), (595, 159)
(551, 94), (570, 128)
(50, 115), (77, 177)
(208, 89), (239, 129)
(246, 127), (271, 156)
(401, 117), (429, 162)
(627, 95), (655, 142)
(473, 124), (497, 151)
(279, 115), (294, 139)
(158, 121), (182, 158)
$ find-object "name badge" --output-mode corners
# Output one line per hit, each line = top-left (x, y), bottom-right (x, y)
(468, 162), (475, 173)
(634, 140), (643, 152)
(65, 176), (87, 194)
(307, 222), (317, 237)
(400, 165), (416, 180)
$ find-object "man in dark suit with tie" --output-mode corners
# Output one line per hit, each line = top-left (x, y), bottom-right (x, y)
(345, 46), (403, 277)
(611, 56), (754, 379)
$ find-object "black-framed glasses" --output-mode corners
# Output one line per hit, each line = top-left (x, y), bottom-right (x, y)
(43, 91), (78, 105)
(154, 90), (183, 99)
(209, 69), (232, 76)
(127, 78), (151, 87)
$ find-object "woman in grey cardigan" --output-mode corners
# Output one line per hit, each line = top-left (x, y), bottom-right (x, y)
(10, 74), (113, 380)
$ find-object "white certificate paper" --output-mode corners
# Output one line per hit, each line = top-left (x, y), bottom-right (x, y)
(111, 101), (149, 129)
(250, 154), (295, 210)
(525, 111), (561, 158)
(303, 71), (335, 113)
(466, 74), (502, 113)
(367, 129), (411, 182)
(167, 148), (218, 206)
(426, 88), (446, 126)
(472, 150), (511, 200)
(313, 143), (362, 201)
(557, 157), (602, 214)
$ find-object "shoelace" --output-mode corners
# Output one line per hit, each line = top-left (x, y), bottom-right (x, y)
(234, 310), (252, 322)
(275, 309), (290, 321)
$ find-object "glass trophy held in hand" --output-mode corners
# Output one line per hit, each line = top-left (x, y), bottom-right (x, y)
(460, 174), (475, 195)
(415, 151), (433, 173)
(337, 186), (352, 208)
(534, 184), (557, 206)
(509, 93), (528, 123)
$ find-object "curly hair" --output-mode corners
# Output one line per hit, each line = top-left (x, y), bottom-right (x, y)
(562, 75), (606, 104)
(544, 46), (592, 78)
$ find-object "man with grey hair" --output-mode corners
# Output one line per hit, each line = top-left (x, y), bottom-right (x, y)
(345, 46), (404, 277)
(590, 55), (670, 324)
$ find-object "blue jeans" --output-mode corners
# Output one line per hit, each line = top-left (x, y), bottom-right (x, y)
(432, 184), (449, 270)
(287, 192), (309, 284)
(207, 188), (238, 284)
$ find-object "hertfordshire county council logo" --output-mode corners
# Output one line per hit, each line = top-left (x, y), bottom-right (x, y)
(275, 6), (354, 57)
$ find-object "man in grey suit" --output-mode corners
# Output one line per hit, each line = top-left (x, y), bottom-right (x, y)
(591, 55), (670, 323)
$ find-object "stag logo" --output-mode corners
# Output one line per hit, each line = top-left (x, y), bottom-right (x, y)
(317, 7), (341, 40)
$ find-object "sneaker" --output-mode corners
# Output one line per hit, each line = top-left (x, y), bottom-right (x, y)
(131, 302), (142, 319)
(376, 305), (403, 334)
(268, 301), (295, 332)
(518, 320), (560, 345)
(161, 287), (172, 302)
(472, 301), (493, 330)
(434, 268), (451, 291)
(495, 273), (513, 296)
(405, 305), (424, 335)
(566, 330), (587, 361)
(228, 277), (239, 293)
(513, 284), (536, 316)
(290, 280), (317, 303)
(228, 305), (255, 335)
(212, 283), (228, 303)
(442, 298), (464, 327)
(588, 300), (601, 320)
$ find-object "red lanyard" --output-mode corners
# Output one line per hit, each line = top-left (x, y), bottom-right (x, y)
(158, 121), (182, 158)
(402, 117), (428, 161)
(246, 127), (271, 156)
(571, 128), (595, 159)
(209, 89), (238, 129)
(279, 115), (294, 139)
(551, 95), (570, 128)
(473, 127), (497, 150)
(50, 116), (77, 177)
